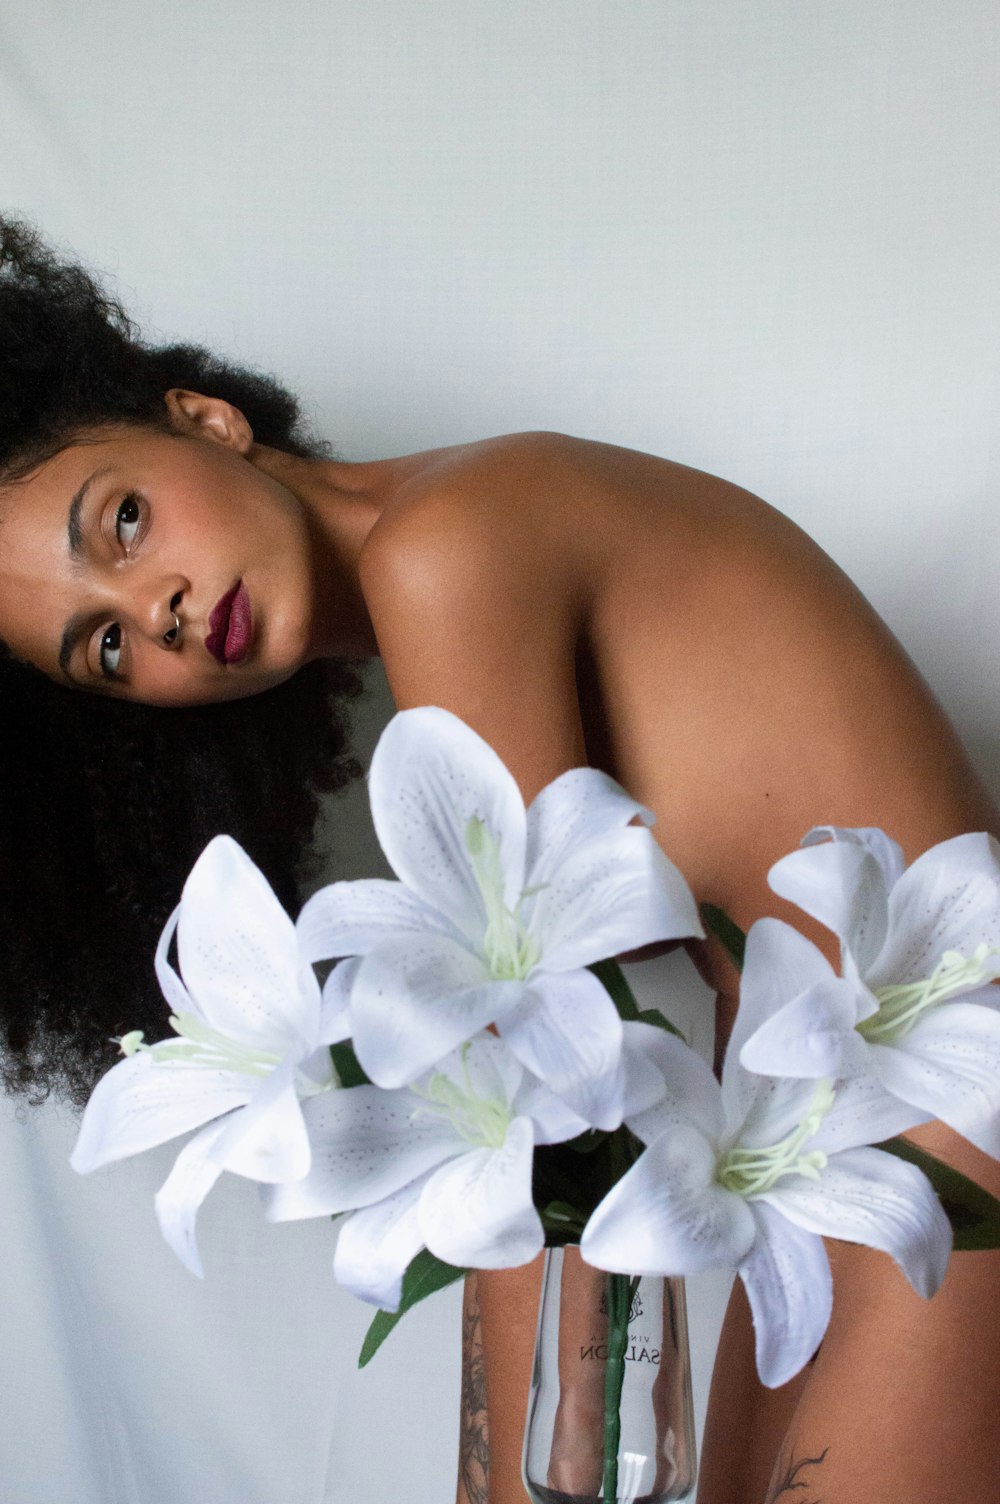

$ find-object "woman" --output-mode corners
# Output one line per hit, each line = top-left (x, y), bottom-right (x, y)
(2, 217), (998, 1502)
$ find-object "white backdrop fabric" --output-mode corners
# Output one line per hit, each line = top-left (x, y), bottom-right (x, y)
(2, 3), (998, 1501)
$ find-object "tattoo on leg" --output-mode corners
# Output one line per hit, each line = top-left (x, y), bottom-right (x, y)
(764, 1445), (829, 1503)
(460, 1284), (489, 1504)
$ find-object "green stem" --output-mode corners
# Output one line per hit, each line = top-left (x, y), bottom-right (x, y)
(601, 1273), (640, 1500)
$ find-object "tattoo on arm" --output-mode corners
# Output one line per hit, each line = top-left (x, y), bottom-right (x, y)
(764, 1445), (829, 1503)
(459, 1280), (489, 1504)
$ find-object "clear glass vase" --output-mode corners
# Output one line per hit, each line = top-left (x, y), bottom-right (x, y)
(522, 1248), (697, 1504)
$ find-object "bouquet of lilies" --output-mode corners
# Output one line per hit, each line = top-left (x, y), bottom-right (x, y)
(72, 708), (1000, 1492)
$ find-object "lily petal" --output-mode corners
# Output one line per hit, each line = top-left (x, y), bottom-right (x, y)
(153, 1118), (230, 1278)
(737, 1076), (831, 1152)
(618, 1021), (672, 1121)
(333, 1177), (428, 1309)
(207, 1055), (312, 1184)
(367, 706), (528, 940)
(528, 827), (701, 973)
(419, 1117), (544, 1269)
(811, 1074), (930, 1154)
(452, 1031), (525, 1108)
(176, 836), (316, 1051)
(154, 906), (195, 1019)
(498, 969), (624, 1129)
(739, 979), (872, 1080)
(769, 837), (890, 974)
(868, 832), (1000, 990)
(525, 768), (654, 886)
(581, 1123), (756, 1276)
(70, 1053), (254, 1173)
(765, 1146), (951, 1299)
(511, 1075), (592, 1145)
(738, 1201), (832, 1389)
(318, 957), (359, 1046)
(264, 1086), (458, 1220)
(802, 825), (905, 891)
(350, 935), (518, 1088)
(873, 1003), (1000, 1157)
(297, 879), (455, 964)
(296, 1045), (338, 1095)
(624, 1030), (725, 1148)
(724, 920), (841, 1125)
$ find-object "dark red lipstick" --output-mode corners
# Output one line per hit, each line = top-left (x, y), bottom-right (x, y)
(206, 582), (252, 665)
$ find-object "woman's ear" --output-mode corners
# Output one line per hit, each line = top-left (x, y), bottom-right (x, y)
(163, 389), (254, 453)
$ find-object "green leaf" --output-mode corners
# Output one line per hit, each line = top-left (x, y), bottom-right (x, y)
(699, 903), (746, 971)
(358, 1249), (466, 1368)
(588, 959), (683, 1039)
(329, 1040), (371, 1088)
(540, 1199), (587, 1243)
(877, 1137), (1000, 1251)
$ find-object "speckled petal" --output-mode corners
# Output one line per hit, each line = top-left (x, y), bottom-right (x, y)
(153, 1118), (230, 1278)
(875, 1002), (1000, 1157)
(527, 826), (701, 973)
(499, 969), (624, 1129)
(764, 1145), (951, 1299)
(769, 835), (890, 974)
(738, 1201), (831, 1389)
(264, 1085), (458, 1220)
(868, 832), (1000, 990)
(70, 1052), (254, 1173)
(333, 1178), (429, 1309)
(350, 934), (518, 1088)
(176, 836), (316, 1050)
(581, 1122), (755, 1276)
(367, 706), (527, 940)
(419, 1117), (543, 1269)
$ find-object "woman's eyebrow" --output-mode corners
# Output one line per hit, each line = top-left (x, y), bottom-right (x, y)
(66, 466), (113, 559)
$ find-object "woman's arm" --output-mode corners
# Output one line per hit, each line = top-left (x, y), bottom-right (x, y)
(360, 449), (1000, 1501)
(360, 466), (592, 1504)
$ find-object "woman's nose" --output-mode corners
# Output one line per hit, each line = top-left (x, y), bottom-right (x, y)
(161, 591), (183, 647)
(136, 577), (188, 648)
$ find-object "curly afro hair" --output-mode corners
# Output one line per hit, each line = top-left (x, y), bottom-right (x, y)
(0, 216), (365, 1105)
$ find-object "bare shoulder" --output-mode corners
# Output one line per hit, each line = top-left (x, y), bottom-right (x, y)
(358, 431), (599, 620)
(358, 432), (592, 787)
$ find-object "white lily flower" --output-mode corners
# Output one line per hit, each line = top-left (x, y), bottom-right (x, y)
(298, 707), (702, 1130)
(581, 922), (952, 1387)
(71, 836), (349, 1277)
(740, 827), (1000, 1157)
(265, 1033), (591, 1308)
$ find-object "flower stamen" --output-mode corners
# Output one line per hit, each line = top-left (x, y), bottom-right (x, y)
(466, 817), (543, 980)
(717, 1080), (835, 1198)
(411, 1046), (512, 1148)
(117, 1012), (285, 1078)
(860, 944), (1000, 1044)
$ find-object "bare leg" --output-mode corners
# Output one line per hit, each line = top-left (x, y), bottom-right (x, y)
(476, 1260), (544, 1503)
(695, 1281), (810, 1504)
(458, 1274), (490, 1504)
(548, 1251), (608, 1494)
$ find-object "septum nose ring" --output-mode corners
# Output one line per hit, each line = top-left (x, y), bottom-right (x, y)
(163, 611), (181, 646)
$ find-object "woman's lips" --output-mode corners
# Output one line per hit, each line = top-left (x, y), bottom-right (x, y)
(206, 582), (252, 665)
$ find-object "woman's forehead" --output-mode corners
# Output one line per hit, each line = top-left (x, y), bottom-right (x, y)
(1, 428), (169, 518)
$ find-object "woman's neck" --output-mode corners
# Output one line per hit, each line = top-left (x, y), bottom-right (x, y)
(248, 443), (391, 660)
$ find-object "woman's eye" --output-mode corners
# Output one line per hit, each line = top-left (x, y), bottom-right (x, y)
(115, 494), (142, 548)
(99, 623), (123, 678)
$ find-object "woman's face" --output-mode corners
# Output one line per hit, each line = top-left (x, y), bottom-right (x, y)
(0, 414), (321, 706)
